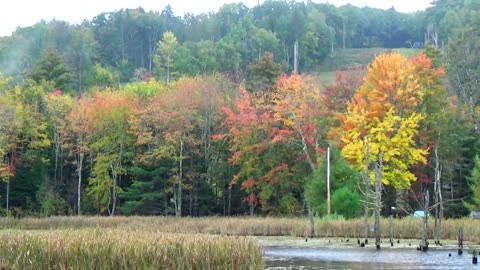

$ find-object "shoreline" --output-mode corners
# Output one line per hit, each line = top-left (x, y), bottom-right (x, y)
(256, 236), (480, 252)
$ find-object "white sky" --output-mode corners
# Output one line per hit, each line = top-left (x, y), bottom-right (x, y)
(0, 0), (432, 37)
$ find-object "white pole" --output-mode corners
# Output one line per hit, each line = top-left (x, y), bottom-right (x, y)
(327, 146), (331, 216)
(293, 40), (298, 74)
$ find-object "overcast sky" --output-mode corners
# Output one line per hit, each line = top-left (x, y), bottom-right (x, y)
(0, 0), (432, 37)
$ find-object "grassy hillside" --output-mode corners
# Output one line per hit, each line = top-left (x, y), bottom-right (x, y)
(314, 48), (423, 86)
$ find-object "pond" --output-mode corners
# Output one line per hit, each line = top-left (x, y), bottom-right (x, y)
(261, 238), (480, 270)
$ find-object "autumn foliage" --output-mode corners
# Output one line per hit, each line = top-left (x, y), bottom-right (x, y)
(340, 52), (437, 188)
(0, 47), (468, 219)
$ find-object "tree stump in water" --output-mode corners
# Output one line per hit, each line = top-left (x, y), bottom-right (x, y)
(458, 225), (464, 255)
(389, 215), (394, 247)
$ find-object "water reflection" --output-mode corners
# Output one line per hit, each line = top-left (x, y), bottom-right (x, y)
(264, 246), (478, 269)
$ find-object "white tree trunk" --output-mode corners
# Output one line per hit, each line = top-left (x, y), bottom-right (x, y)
(363, 141), (371, 244)
(77, 152), (83, 216)
(6, 158), (10, 217)
(176, 137), (184, 217)
(434, 147), (444, 244)
(374, 153), (383, 250)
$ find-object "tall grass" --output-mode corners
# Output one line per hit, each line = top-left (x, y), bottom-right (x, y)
(1, 216), (479, 242)
(0, 229), (263, 269)
(2, 216), (479, 269)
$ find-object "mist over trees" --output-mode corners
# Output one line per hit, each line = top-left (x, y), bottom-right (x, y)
(0, 2), (429, 87)
(0, 0), (479, 218)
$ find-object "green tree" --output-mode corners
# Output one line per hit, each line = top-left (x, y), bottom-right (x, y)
(87, 63), (119, 88)
(465, 155), (480, 211)
(305, 148), (360, 216)
(330, 186), (360, 219)
(29, 48), (74, 92)
(300, 8), (331, 69)
(70, 26), (98, 91)
(446, 11), (480, 135)
(172, 45), (199, 77)
(119, 161), (172, 215)
(191, 40), (218, 75)
(154, 31), (177, 84)
(246, 52), (281, 93)
(251, 27), (280, 61)
(87, 155), (114, 213)
(216, 39), (241, 74)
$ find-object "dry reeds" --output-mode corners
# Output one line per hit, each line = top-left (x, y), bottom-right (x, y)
(1, 214), (480, 269)
(2, 216), (480, 241)
(0, 228), (262, 269)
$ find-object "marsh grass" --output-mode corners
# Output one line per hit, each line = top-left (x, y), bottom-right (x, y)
(0, 229), (262, 269)
(0, 215), (479, 269)
(1, 216), (480, 241)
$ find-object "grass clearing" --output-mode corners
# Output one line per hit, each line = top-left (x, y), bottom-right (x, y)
(312, 48), (422, 88)
(317, 48), (423, 72)
(315, 71), (336, 87)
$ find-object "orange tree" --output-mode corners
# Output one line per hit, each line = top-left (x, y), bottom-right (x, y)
(220, 88), (274, 215)
(220, 74), (326, 221)
(340, 52), (439, 249)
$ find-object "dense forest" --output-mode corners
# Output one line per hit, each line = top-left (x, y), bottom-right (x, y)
(0, 0), (479, 218)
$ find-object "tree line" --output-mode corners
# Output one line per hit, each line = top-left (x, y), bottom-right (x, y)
(0, 0), (479, 218)
(0, 0), (432, 89)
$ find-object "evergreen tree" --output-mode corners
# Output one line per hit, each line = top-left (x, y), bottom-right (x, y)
(29, 48), (74, 92)
(119, 163), (172, 215)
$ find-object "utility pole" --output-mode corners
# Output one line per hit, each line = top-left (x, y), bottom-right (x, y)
(293, 40), (298, 74)
(327, 146), (331, 215)
(342, 16), (346, 49)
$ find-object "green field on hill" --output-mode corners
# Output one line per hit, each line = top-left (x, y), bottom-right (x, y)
(314, 48), (423, 86)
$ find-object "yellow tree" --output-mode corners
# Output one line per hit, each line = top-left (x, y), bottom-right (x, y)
(340, 53), (429, 249)
(86, 90), (137, 216)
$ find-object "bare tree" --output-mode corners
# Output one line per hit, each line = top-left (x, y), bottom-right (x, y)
(433, 147), (444, 245)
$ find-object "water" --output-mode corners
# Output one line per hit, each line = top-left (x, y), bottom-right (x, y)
(262, 239), (480, 270)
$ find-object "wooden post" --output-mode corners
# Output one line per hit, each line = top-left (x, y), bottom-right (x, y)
(389, 215), (394, 246)
(420, 190), (429, 251)
(458, 225), (464, 255)
(308, 203), (315, 237)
